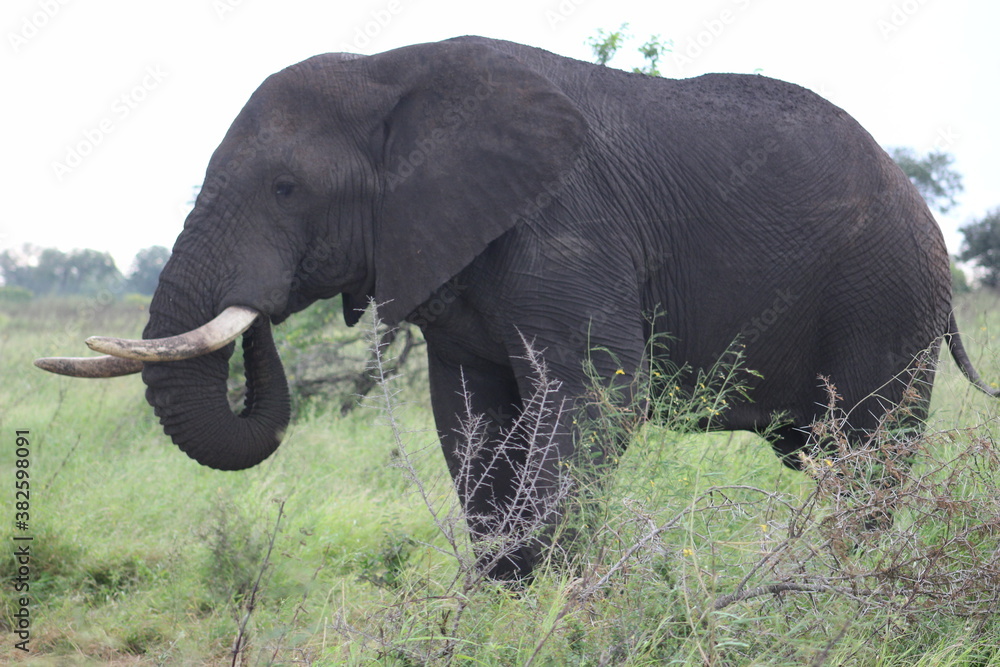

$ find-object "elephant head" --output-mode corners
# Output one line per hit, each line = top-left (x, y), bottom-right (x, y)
(37, 38), (587, 470)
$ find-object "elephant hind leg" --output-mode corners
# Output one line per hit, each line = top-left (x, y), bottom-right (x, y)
(763, 423), (813, 470)
(764, 372), (933, 533)
(760, 396), (928, 473)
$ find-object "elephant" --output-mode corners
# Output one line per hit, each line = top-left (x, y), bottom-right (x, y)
(37, 36), (999, 582)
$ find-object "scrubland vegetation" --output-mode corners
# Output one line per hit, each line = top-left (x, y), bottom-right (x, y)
(2, 291), (999, 665)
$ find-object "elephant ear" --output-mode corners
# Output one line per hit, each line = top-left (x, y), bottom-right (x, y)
(372, 39), (588, 325)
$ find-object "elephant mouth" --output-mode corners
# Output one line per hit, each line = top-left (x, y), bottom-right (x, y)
(34, 306), (261, 377)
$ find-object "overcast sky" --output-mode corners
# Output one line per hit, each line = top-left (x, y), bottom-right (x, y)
(4, 0), (999, 272)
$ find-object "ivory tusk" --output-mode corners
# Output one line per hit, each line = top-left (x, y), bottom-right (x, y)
(85, 305), (261, 362)
(34, 355), (144, 378)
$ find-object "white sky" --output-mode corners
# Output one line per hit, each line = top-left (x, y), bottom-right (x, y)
(3, 0), (999, 272)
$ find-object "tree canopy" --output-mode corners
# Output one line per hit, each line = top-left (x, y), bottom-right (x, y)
(887, 147), (964, 214)
(0, 246), (123, 296)
(127, 245), (171, 295)
(0, 244), (170, 297)
(960, 209), (1000, 288)
(588, 24), (671, 77)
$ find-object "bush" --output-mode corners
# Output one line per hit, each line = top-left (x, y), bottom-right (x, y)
(233, 297), (426, 415)
(960, 208), (1000, 288)
(0, 285), (33, 302)
(330, 308), (1000, 665)
(951, 262), (971, 294)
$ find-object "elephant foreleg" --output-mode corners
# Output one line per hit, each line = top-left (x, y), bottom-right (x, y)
(427, 347), (548, 581)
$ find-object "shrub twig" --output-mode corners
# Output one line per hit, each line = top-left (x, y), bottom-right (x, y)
(231, 499), (286, 667)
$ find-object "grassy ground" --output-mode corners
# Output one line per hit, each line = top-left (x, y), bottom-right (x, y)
(1, 292), (999, 665)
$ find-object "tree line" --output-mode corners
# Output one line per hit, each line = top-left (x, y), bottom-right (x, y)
(4, 181), (999, 300)
(0, 245), (169, 298)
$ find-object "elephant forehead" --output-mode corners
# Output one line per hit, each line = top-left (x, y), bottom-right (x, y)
(217, 84), (337, 164)
(207, 122), (352, 186)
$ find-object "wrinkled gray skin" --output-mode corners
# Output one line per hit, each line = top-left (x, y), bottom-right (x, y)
(142, 36), (995, 581)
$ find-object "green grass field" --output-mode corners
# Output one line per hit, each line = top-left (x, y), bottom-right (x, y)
(2, 292), (999, 665)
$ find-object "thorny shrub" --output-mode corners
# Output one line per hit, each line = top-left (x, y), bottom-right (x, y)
(335, 314), (1000, 664)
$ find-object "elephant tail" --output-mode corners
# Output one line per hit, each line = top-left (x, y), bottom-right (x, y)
(946, 312), (1000, 397)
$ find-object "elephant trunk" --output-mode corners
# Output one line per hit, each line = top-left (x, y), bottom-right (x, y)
(141, 316), (290, 471)
(140, 243), (292, 470)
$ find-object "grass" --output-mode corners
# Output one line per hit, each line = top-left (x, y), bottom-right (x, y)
(0, 291), (998, 665)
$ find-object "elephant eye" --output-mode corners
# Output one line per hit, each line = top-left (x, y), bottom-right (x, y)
(274, 181), (296, 198)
